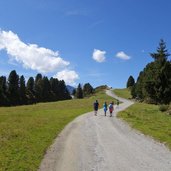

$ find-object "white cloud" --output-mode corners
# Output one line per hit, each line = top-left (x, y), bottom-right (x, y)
(54, 69), (79, 86)
(0, 30), (70, 73)
(92, 49), (106, 63)
(116, 51), (131, 60)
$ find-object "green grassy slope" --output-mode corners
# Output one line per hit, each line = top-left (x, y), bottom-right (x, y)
(114, 88), (171, 150)
(113, 88), (132, 99)
(0, 90), (115, 171)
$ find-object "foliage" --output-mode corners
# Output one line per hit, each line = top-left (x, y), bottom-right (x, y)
(126, 75), (135, 88)
(0, 76), (9, 106)
(8, 70), (20, 105)
(83, 83), (94, 96)
(0, 70), (71, 106)
(19, 75), (27, 105)
(0, 90), (115, 171)
(76, 83), (83, 99)
(133, 39), (171, 104)
(159, 104), (169, 112)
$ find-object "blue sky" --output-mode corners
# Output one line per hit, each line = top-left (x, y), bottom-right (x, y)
(0, 0), (171, 88)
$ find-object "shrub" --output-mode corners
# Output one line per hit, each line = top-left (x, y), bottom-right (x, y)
(159, 104), (169, 112)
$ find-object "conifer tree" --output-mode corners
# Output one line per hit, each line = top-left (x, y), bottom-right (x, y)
(42, 76), (52, 102)
(126, 76), (135, 88)
(134, 39), (171, 104)
(0, 76), (8, 106)
(19, 75), (27, 104)
(83, 83), (94, 96)
(76, 83), (83, 99)
(8, 70), (20, 105)
(26, 77), (36, 104)
(50, 77), (59, 101)
(34, 73), (43, 102)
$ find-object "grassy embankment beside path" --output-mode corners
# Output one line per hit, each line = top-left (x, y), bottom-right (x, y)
(113, 88), (132, 99)
(0, 89), (115, 171)
(113, 88), (171, 150)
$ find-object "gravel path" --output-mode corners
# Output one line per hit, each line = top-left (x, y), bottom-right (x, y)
(38, 90), (171, 171)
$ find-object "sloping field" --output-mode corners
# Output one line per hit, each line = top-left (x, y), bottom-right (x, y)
(0, 90), (115, 171)
(113, 89), (171, 150)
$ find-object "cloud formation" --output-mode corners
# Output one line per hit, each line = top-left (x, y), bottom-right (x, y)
(54, 69), (79, 86)
(116, 51), (131, 60)
(92, 49), (106, 63)
(0, 30), (70, 73)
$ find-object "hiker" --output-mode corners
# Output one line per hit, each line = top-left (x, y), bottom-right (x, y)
(109, 101), (114, 117)
(103, 101), (108, 116)
(93, 100), (99, 116)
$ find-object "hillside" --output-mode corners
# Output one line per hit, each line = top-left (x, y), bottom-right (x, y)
(113, 88), (171, 150)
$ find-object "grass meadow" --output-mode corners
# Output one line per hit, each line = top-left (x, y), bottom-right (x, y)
(0, 90), (115, 171)
(113, 88), (132, 99)
(113, 89), (171, 150)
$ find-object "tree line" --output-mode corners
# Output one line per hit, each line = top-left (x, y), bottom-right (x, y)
(127, 39), (171, 104)
(74, 83), (94, 99)
(0, 70), (71, 106)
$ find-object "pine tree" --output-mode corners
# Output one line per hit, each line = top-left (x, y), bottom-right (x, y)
(8, 70), (20, 105)
(150, 39), (170, 61)
(42, 76), (52, 102)
(34, 73), (43, 102)
(76, 83), (83, 99)
(58, 80), (71, 100)
(19, 75), (27, 104)
(0, 76), (8, 106)
(50, 77), (59, 101)
(83, 83), (94, 96)
(126, 76), (135, 88)
(26, 77), (36, 104)
(134, 39), (171, 104)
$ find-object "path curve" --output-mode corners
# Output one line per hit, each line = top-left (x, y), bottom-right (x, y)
(38, 90), (171, 171)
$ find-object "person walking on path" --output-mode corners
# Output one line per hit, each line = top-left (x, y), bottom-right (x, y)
(103, 101), (108, 116)
(109, 101), (114, 117)
(93, 100), (99, 116)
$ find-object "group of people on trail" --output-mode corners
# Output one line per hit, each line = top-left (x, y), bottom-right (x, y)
(93, 99), (119, 117)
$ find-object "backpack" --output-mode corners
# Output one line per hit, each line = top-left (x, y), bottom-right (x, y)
(109, 104), (113, 110)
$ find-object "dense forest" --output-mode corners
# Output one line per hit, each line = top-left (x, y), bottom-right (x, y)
(128, 39), (171, 104)
(0, 70), (71, 106)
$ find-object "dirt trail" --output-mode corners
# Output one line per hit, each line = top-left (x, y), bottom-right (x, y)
(38, 90), (171, 171)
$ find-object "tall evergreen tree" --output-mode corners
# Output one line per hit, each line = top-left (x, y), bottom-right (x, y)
(134, 39), (171, 104)
(126, 75), (135, 88)
(8, 70), (20, 105)
(58, 80), (71, 100)
(19, 75), (27, 104)
(34, 73), (43, 102)
(50, 77), (59, 101)
(83, 83), (94, 96)
(150, 39), (170, 61)
(26, 77), (36, 104)
(0, 76), (8, 106)
(76, 83), (83, 99)
(42, 76), (52, 102)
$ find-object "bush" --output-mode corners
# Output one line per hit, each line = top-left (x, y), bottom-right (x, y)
(167, 109), (171, 115)
(159, 105), (169, 112)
